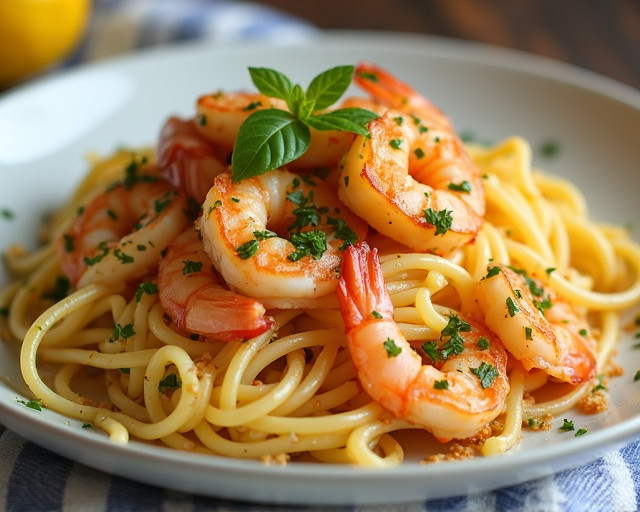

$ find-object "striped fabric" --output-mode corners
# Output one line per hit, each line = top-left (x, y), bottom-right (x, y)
(1, 1), (639, 510)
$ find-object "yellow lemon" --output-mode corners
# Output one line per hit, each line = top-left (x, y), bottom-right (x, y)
(0, 0), (91, 88)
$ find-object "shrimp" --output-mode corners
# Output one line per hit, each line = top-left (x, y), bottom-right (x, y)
(195, 91), (355, 169)
(198, 168), (368, 309)
(157, 116), (228, 203)
(338, 63), (484, 255)
(474, 263), (596, 384)
(337, 242), (509, 442)
(58, 176), (189, 289)
(157, 228), (274, 342)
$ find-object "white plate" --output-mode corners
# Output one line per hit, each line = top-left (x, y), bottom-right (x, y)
(1, 32), (640, 506)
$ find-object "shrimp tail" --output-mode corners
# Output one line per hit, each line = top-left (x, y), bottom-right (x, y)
(177, 288), (275, 342)
(337, 242), (393, 330)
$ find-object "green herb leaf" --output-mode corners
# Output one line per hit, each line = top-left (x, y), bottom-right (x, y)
(305, 108), (377, 136)
(136, 282), (158, 302)
(305, 65), (354, 110)
(434, 379), (449, 390)
(248, 67), (292, 100)
(424, 208), (453, 236)
(232, 109), (310, 182)
(559, 418), (575, 431)
(158, 373), (182, 392)
(422, 341), (442, 362)
(19, 398), (42, 411)
(182, 260), (203, 274)
(383, 337), (402, 357)
(288, 230), (327, 261)
(471, 362), (499, 389)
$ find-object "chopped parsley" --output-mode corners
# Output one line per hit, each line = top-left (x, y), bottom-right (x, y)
(634, 370), (640, 382)
(506, 297), (520, 317)
(159, 373), (182, 392)
(423, 207), (453, 236)
(288, 230), (327, 261)
(471, 362), (499, 389)
(448, 181), (472, 193)
(433, 379), (449, 390)
(42, 276), (70, 302)
(422, 341), (441, 362)
(111, 323), (135, 341)
(440, 315), (471, 360)
(575, 428), (588, 437)
(477, 336), (489, 350)
(389, 138), (403, 150)
(383, 337), (402, 357)
(136, 282), (158, 302)
(182, 260), (204, 274)
(559, 418), (575, 431)
(19, 398), (43, 411)
(485, 266), (501, 279)
(371, 310), (383, 319)
(1, 208), (14, 220)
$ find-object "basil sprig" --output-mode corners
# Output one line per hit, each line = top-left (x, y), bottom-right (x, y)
(231, 65), (378, 182)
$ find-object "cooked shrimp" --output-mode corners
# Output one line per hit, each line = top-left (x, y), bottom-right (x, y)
(58, 176), (189, 289)
(198, 168), (368, 308)
(474, 263), (596, 384)
(196, 91), (355, 169)
(337, 242), (509, 442)
(157, 116), (228, 203)
(158, 228), (274, 342)
(338, 64), (484, 255)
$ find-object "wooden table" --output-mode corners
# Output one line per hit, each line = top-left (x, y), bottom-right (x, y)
(259, 0), (640, 90)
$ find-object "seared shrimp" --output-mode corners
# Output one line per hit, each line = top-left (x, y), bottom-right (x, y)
(196, 91), (355, 169)
(58, 176), (189, 289)
(157, 116), (227, 203)
(198, 168), (368, 308)
(337, 242), (509, 441)
(158, 228), (274, 341)
(475, 263), (596, 384)
(338, 63), (484, 255)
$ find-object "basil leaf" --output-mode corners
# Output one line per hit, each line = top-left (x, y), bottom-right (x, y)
(248, 67), (292, 100)
(231, 109), (310, 181)
(306, 108), (378, 136)
(306, 65), (354, 110)
(286, 84), (314, 120)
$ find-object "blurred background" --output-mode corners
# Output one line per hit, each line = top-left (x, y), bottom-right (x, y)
(1, 0), (638, 91)
(258, 0), (640, 89)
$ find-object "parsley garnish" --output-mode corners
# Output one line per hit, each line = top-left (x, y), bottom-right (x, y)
(506, 297), (520, 317)
(1, 208), (15, 220)
(389, 138), (403, 149)
(19, 398), (42, 411)
(231, 66), (378, 181)
(288, 230), (327, 261)
(434, 379), (449, 390)
(42, 276), (70, 302)
(422, 341), (441, 362)
(371, 310), (383, 319)
(136, 282), (158, 302)
(575, 428), (588, 437)
(634, 370), (640, 382)
(383, 337), (402, 357)
(559, 418), (574, 431)
(440, 315), (471, 360)
(159, 373), (182, 392)
(182, 260), (203, 274)
(485, 266), (501, 279)
(477, 336), (489, 350)
(448, 181), (472, 193)
(471, 362), (498, 388)
(424, 207), (453, 236)
(111, 323), (135, 341)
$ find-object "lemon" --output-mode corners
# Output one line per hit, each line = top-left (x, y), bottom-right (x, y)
(0, 0), (91, 88)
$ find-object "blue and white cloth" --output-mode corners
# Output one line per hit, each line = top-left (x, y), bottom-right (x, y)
(1, 1), (640, 510)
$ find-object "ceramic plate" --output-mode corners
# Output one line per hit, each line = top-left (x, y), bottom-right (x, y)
(1, 32), (640, 505)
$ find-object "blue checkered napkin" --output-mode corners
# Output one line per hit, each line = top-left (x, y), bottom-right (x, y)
(2, 424), (639, 511)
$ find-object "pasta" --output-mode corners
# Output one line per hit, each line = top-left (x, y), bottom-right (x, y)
(2, 63), (640, 468)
